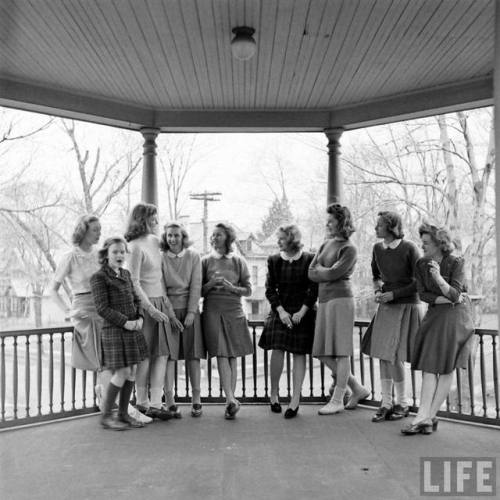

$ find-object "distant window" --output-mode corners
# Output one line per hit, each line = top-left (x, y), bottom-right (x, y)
(252, 266), (258, 286)
(247, 240), (252, 252)
(251, 301), (259, 315)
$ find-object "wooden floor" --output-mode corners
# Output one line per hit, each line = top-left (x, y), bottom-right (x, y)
(1, 404), (499, 500)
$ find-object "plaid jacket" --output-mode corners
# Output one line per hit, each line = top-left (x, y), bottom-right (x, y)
(90, 265), (143, 329)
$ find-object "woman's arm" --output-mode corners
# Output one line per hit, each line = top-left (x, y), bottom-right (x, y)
(307, 244), (324, 282)
(264, 256), (281, 310)
(313, 245), (357, 282)
(415, 261), (439, 304)
(187, 252), (202, 314)
(229, 256), (252, 297)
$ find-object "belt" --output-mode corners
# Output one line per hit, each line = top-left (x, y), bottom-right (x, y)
(75, 292), (91, 296)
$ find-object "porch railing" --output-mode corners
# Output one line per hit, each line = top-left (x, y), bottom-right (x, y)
(1, 321), (498, 429)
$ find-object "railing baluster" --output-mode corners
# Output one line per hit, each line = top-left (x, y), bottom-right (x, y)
(308, 354), (314, 398)
(82, 369), (87, 408)
(13, 336), (18, 419)
(241, 356), (246, 398)
(207, 357), (212, 398)
(71, 367), (76, 411)
(286, 351), (291, 399)
(60, 332), (66, 412)
(37, 335), (42, 416)
(456, 368), (462, 415)
(492, 334), (499, 419)
(25, 335), (30, 418)
(467, 354), (475, 416)
(185, 360), (190, 399)
(49, 333), (54, 414)
(263, 349), (269, 400)
(174, 360), (178, 398)
(1, 337), (5, 422)
(252, 326), (257, 398)
(92, 371), (97, 408)
(479, 334), (487, 417)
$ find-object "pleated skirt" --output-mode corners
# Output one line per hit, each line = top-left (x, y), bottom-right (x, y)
(312, 297), (354, 357)
(141, 296), (172, 358)
(202, 296), (253, 358)
(70, 294), (103, 371)
(411, 298), (475, 374)
(101, 327), (148, 370)
(173, 308), (206, 360)
(368, 303), (424, 363)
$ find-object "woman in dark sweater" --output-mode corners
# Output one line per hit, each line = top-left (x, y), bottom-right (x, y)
(402, 224), (474, 435)
(308, 204), (369, 415)
(365, 211), (423, 423)
(258, 224), (318, 418)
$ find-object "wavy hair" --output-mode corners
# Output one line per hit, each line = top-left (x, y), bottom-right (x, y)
(418, 222), (455, 256)
(72, 214), (100, 246)
(159, 221), (193, 251)
(97, 236), (128, 265)
(211, 223), (236, 255)
(377, 211), (404, 239)
(124, 203), (157, 242)
(326, 203), (355, 239)
(277, 224), (303, 253)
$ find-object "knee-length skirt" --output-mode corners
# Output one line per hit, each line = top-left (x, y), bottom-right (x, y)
(202, 297), (253, 358)
(141, 296), (173, 358)
(70, 293), (103, 371)
(411, 299), (475, 374)
(367, 303), (424, 363)
(173, 308), (206, 360)
(101, 326), (148, 370)
(258, 308), (316, 354)
(312, 297), (354, 357)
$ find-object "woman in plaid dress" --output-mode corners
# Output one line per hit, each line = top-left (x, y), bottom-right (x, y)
(90, 236), (148, 430)
(258, 225), (318, 419)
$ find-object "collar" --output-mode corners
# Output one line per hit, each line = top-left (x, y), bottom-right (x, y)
(210, 250), (234, 259)
(382, 239), (402, 249)
(103, 264), (124, 279)
(280, 250), (303, 262)
(167, 249), (186, 258)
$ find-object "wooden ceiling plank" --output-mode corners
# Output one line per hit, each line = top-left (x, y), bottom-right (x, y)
(414, 3), (493, 88)
(243, 0), (261, 109)
(311, 0), (373, 107)
(287, 0), (335, 108)
(274, 0), (311, 108)
(372, 1), (480, 100)
(328, 0), (399, 105)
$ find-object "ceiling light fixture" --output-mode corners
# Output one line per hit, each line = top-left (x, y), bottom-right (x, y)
(231, 26), (256, 61)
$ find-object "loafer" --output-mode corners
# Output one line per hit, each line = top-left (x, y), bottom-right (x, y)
(328, 385), (352, 405)
(191, 403), (203, 417)
(128, 404), (153, 424)
(401, 420), (433, 435)
(345, 388), (370, 410)
(270, 402), (282, 413)
(318, 400), (344, 415)
(390, 404), (410, 420)
(136, 404), (172, 421)
(118, 414), (145, 428)
(432, 417), (439, 431)
(227, 401), (240, 417)
(101, 416), (129, 431)
(165, 404), (182, 419)
(372, 406), (393, 422)
(284, 407), (299, 419)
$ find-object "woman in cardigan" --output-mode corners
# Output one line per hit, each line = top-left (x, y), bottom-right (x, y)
(161, 221), (205, 417)
(308, 203), (369, 415)
(258, 224), (318, 418)
(125, 203), (183, 420)
(202, 223), (253, 420)
(366, 211), (422, 423)
(402, 223), (474, 435)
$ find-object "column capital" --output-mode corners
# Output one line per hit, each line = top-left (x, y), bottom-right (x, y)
(324, 127), (344, 143)
(140, 127), (160, 139)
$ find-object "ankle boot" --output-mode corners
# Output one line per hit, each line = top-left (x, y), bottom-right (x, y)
(101, 382), (128, 431)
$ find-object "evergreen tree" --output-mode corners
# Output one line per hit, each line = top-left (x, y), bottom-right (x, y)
(260, 193), (294, 240)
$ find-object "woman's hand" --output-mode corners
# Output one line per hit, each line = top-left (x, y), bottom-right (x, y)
(292, 310), (305, 324)
(277, 307), (293, 329)
(376, 291), (394, 303)
(136, 317), (144, 330)
(169, 315), (184, 333)
(184, 312), (195, 328)
(124, 320), (136, 331)
(428, 260), (442, 281)
(148, 306), (169, 323)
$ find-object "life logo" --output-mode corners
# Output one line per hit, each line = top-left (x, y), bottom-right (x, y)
(420, 457), (496, 496)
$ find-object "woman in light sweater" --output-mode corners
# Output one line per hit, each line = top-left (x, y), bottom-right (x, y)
(308, 203), (369, 415)
(125, 203), (183, 420)
(161, 221), (205, 417)
(365, 211), (422, 423)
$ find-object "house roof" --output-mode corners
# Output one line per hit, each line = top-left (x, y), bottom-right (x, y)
(0, 0), (493, 132)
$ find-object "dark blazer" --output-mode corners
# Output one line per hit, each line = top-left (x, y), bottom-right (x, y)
(90, 265), (143, 329)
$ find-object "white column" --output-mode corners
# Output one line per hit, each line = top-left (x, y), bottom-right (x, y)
(140, 127), (160, 207)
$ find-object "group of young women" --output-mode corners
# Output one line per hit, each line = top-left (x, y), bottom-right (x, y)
(51, 201), (475, 435)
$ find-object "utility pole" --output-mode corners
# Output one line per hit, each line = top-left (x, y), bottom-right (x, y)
(189, 191), (222, 253)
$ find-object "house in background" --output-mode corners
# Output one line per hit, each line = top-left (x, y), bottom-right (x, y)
(185, 219), (278, 321)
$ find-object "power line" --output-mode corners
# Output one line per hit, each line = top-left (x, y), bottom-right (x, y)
(189, 191), (222, 253)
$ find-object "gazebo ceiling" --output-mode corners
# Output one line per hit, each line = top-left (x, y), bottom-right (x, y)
(0, 0), (494, 132)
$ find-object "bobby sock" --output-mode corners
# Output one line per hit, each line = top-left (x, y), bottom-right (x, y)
(380, 378), (393, 408)
(394, 380), (408, 407)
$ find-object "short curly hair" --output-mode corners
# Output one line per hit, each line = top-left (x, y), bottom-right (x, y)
(159, 221), (193, 252)
(326, 203), (355, 239)
(418, 222), (455, 256)
(377, 211), (404, 239)
(72, 214), (100, 246)
(124, 203), (157, 242)
(97, 236), (128, 265)
(277, 224), (303, 253)
(211, 223), (236, 255)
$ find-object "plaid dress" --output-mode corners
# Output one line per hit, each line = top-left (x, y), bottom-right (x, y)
(90, 265), (148, 370)
(258, 252), (318, 354)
